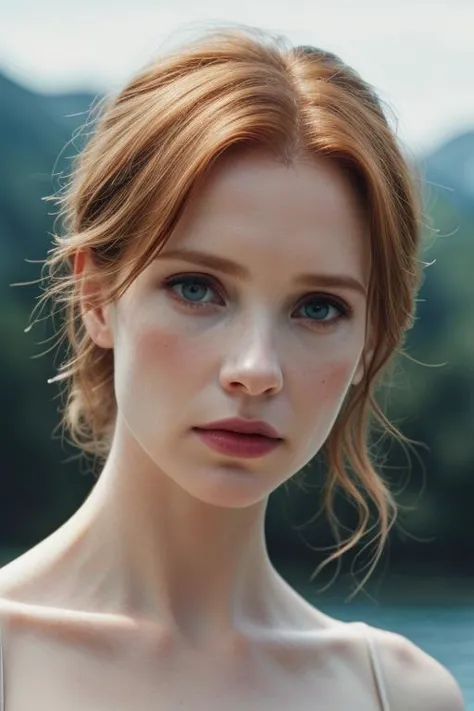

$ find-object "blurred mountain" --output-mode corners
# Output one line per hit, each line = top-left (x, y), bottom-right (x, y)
(0, 71), (98, 282)
(420, 130), (474, 217)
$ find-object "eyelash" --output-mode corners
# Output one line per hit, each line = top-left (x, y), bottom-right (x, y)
(160, 273), (353, 328)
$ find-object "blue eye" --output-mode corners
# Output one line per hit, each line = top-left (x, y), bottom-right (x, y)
(162, 274), (222, 308)
(295, 296), (349, 326)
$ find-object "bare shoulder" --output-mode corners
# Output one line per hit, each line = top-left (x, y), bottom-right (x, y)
(369, 625), (466, 711)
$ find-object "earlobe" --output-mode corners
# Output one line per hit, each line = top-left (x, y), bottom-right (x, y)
(75, 250), (114, 350)
(352, 346), (374, 387)
(352, 321), (376, 386)
(82, 305), (114, 349)
(351, 364), (364, 387)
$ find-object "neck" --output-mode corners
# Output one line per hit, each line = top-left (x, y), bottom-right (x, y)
(20, 427), (301, 646)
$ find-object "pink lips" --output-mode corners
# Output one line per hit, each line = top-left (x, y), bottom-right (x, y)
(197, 418), (282, 439)
(193, 418), (283, 459)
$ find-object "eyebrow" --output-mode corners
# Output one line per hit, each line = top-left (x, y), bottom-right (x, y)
(156, 248), (367, 297)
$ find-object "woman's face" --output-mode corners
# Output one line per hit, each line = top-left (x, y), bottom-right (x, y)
(93, 151), (371, 507)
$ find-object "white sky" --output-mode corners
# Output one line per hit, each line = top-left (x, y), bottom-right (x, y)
(1, 0), (473, 155)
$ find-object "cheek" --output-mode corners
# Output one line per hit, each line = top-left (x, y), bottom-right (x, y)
(295, 359), (355, 457)
(299, 358), (355, 419)
(317, 361), (354, 398)
(133, 327), (193, 379)
(114, 321), (207, 433)
(289, 357), (356, 465)
(136, 328), (181, 366)
(130, 318), (213, 384)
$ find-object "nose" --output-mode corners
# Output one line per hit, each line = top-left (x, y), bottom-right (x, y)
(219, 321), (284, 397)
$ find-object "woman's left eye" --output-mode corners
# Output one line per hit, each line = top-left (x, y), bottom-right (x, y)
(294, 296), (350, 326)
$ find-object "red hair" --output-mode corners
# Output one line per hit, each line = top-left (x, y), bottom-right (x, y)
(37, 25), (424, 594)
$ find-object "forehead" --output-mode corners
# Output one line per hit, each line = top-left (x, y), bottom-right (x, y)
(163, 150), (370, 280)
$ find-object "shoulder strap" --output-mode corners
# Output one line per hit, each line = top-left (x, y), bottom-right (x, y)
(357, 622), (390, 711)
(0, 618), (4, 711)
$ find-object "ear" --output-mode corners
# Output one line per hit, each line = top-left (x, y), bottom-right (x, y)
(75, 250), (114, 349)
(351, 354), (367, 387)
(352, 330), (375, 387)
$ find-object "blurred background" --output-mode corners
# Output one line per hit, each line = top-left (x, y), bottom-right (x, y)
(1, 0), (473, 704)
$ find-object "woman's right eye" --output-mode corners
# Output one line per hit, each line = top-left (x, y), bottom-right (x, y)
(161, 274), (224, 309)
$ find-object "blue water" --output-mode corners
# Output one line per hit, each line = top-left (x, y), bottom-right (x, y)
(314, 600), (473, 709)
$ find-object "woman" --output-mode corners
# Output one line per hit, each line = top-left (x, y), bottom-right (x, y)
(0, 24), (465, 710)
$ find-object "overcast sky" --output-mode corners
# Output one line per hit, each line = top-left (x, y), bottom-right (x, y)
(1, 0), (473, 155)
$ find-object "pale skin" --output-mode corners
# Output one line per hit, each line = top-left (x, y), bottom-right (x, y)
(0, 151), (464, 709)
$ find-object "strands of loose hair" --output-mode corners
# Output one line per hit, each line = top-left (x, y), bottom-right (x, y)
(30, 24), (427, 597)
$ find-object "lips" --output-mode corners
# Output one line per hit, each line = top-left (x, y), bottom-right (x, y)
(193, 426), (282, 459)
(195, 417), (282, 440)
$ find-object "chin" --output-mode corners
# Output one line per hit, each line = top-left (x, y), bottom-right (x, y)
(176, 462), (271, 509)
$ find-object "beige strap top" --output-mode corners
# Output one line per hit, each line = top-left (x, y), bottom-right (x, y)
(357, 621), (390, 710)
(0, 619), (389, 711)
(0, 621), (3, 711)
